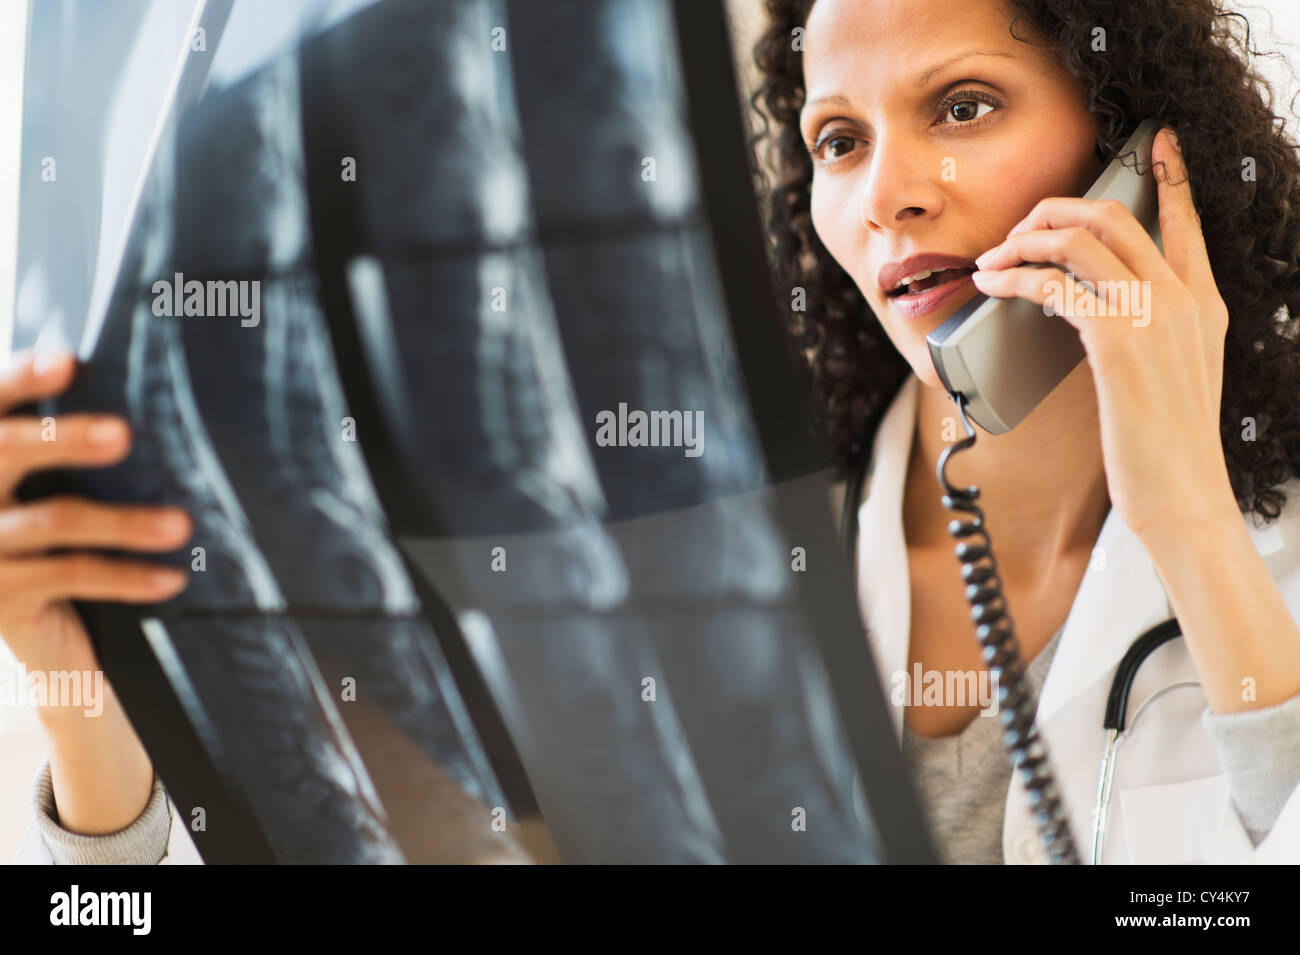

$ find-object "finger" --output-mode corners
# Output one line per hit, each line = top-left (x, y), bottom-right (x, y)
(971, 265), (1116, 333)
(0, 414), (132, 499)
(1004, 196), (1176, 289)
(1152, 126), (1217, 294)
(1, 553), (189, 608)
(974, 226), (1138, 289)
(0, 496), (192, 557)
(0, 351), (78, 418)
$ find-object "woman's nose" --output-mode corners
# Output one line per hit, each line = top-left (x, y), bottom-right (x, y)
(858, 138), (945, 233)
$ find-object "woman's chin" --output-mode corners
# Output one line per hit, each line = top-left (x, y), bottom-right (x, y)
(907, 351), (947, 392)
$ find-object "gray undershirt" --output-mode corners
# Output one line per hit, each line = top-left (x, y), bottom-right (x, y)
(901, 625), (1065, 864)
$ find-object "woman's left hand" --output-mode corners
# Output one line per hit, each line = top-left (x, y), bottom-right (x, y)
(970, 126), (1236, 541)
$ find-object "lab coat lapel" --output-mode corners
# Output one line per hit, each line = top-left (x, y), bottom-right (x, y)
(854, 375), (919, 742)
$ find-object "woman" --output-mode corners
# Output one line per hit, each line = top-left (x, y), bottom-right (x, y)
(750, 0), (1300, 861)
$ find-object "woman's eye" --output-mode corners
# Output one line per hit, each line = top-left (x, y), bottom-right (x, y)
(811, 133), (858, 163)
(825, 135), (855, 158)
(945, 99), (995, 123)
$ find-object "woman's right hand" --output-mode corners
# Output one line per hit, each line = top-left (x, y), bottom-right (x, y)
(0, 349), (192, 836)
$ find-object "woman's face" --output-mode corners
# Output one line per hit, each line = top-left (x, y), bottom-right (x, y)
(800, 0), (1104, 389)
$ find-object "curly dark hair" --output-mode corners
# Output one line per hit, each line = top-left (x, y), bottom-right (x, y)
(748, 0), (1300, 522)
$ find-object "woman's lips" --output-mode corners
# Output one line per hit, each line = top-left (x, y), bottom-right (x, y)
(885, 270), (977, 320)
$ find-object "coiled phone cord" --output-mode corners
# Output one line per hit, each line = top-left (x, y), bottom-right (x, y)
(937, 392), (1081, 865)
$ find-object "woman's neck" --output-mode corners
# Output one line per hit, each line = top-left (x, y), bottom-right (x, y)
(903, 361), (1112, 584)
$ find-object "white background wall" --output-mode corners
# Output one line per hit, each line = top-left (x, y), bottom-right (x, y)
(1245, 0), (1300, 139)
(0, 0), (36, 861)
(0, 0), (25, 369)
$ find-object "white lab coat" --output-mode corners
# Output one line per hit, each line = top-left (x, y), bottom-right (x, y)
(855, 373), (1300, 864)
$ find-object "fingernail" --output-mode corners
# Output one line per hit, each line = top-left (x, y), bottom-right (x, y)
(32, 352), (68, 377)
(88, 419), (126, 445)
(153, 511), (190, 538)
(1168, 128), (1181, 150)
(975, 246), (999, 268)
(150, 568), (187, 591)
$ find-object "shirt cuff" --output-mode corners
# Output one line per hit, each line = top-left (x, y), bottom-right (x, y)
(1202, 690), (1300, 847)
(30, 758), (172, 865)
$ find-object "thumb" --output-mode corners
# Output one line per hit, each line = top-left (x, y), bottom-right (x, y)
(1152, 126), (1214, 290)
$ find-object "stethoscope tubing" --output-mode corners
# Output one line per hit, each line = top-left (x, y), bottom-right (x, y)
(1105, 618), (1184, 731)
(1092, 618), (1202, 863)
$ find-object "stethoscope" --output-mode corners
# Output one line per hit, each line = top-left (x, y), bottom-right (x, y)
(840, 457), (1203, 865)
(1092, 617), (1201, 864)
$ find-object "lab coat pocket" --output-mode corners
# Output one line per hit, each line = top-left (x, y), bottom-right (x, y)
(1119, 774), (1230, 864)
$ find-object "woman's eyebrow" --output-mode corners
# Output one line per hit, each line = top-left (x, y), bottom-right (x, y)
(914, 49), (1016, 87)
(802, 48), (1018, 120)
(802, 92), (851, 113)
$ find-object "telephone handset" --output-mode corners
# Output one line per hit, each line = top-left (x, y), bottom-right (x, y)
(925, 120), (1163, 434)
